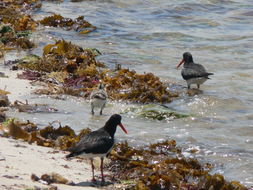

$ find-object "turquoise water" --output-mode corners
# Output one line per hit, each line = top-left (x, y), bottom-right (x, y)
(2, 0), (253, 186)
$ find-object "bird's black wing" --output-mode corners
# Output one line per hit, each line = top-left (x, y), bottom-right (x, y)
(182, 63), (212, 80)
(66, 131), (114, 158)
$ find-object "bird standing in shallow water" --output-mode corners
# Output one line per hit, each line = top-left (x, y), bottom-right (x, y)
(66, 114), (127, 183)
(177, 52), (213, 89)
(90, 83), (108, 115)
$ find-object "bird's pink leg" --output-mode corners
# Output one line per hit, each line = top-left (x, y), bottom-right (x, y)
(90, 158), (96, 182)
(100, 157), (105, 182)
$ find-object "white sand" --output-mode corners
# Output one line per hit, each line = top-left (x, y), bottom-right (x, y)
(0, 137), (101, 190)
(0, 67), (102, 190)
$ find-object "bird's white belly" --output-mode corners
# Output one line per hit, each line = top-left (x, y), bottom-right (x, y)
(91, 98), (106, 108)
(186, 77), (207, 85)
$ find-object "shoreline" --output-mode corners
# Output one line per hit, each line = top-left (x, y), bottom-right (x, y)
(0, 68), (102, 190)
(0, 0), (252, 188)
(0, 136), (101, 190)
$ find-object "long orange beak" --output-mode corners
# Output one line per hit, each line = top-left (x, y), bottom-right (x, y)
(119, 123), (128, 134)
(176, 59), (185, 69)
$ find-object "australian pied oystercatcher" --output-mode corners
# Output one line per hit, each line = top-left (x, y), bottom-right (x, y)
(66, 114), (127, 182)
(90, 83), (108, 115)
(177, 52), (213, 89)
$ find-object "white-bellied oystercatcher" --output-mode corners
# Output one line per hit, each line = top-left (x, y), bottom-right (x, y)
(66, 114), (127, 183)
(177, 52), (213, 89)
(90, 83), (108, 115)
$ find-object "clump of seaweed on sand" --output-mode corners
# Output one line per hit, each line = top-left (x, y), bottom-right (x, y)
(0, 1), (39, 50)
(13, 39), (178, 103)
(0, 118), (91, 150)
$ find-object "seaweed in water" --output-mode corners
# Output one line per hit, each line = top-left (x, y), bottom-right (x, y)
(103, 68), (178, 103)
(122, 104), (189, 121)
(12, 100), (58, 113)
(39, 14), (96, 34)
(107, 141), (248, 190)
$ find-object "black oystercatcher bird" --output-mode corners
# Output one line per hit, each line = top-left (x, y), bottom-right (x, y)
(66, 114), (127, 182)
(177, 52), (213, 89)
(90, 83), (108, 115)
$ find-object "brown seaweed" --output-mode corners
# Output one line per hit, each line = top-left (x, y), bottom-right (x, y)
(14, 39), (179, 103)
(39, 14), (96, 34)
(17, 70), (42, 80)
(103, 69), (178, 103)
(0, 94), (10, 107)
(12, 100), (58, 113)
(0, 117), (249, 189)
(1, 118), (91, 150)
(107, 141), (248, 190)
(31, 172), (73, 185)
(0, 2), (37, 51)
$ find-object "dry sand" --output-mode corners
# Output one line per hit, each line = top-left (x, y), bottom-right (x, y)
(0, 137), (102, 190)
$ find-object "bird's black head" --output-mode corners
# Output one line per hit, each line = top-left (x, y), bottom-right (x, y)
(177, 52), (194, 69)
(104, 114), (127, 137)
(183, 52), (193, 63)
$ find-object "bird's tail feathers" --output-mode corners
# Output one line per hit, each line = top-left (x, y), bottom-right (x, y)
(66, 152), (74, 158)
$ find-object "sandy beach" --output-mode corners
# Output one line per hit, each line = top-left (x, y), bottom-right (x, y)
(1, 0), (253, 188)
(0, 68), (102, 190)
(0, 136), (101, 190)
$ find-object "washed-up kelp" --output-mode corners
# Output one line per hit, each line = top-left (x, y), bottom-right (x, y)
(0, 45), (3, 58)
(0, 94), (10, 107)
(108, 141), (248, 190)
(0, 0), (40, 53)
(11, 100), (58, 113)
(1, 119), (91, 150)
(0, 6), (35, 49)
(0, 24), (34, 49)
(16, 39), (179, 103)
(17, 70), (42, 81)
(0, 5), (37, 32)
(39, 14), (96, 34)
(31, 172), (74, 185)
(18, 40), (102, 73)
(17, 40), (104, 97)
(0, 0), (42, 10)
(103, 69), (178, 103)
(122, 104), (189, 121)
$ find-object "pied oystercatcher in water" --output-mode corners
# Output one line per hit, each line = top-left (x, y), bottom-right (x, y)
(90, 83), (108, 115)
(66, 114), (127, 182)
(177, 52), (213, 89)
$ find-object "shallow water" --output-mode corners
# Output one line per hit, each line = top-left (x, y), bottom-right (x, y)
(1, 0), (253, 186)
